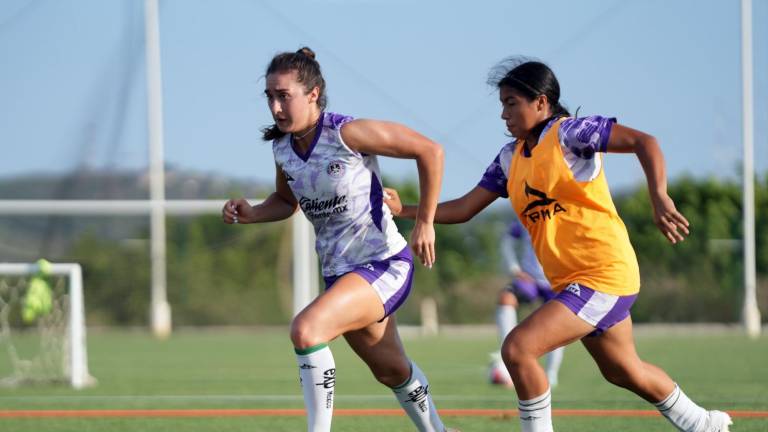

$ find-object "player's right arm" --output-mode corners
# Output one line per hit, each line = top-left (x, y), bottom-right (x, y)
(222, 163), (299, 224)
(384, 185), (499, 224)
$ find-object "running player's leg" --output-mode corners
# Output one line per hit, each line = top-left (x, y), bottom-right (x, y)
(291, 273), (387, 349)
(491, 288), (518, 386)
(536, 282), (564, 387)
(582, 317), (733, 432)
(502, 300), (594, 431)
(543, 346), (564, 388)
(290, 273), (387, 432)
(495, 279), (541, 378)
(345, 315), (447, 432)
(496, 287), (519, 344)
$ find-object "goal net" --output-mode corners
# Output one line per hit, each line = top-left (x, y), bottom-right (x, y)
(0, 261), (95, 389)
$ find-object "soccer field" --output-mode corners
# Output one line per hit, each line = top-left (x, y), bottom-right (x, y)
(0, 327), (766, 431)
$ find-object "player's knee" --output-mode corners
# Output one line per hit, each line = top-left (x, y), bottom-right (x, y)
(289, 316), (324, 349)
(500, 330), (529, 367)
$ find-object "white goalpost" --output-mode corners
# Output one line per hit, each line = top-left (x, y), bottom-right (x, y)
(0, 200), (318, 389)
(740, 0), (761, 338)
(0, 262), (96, 389)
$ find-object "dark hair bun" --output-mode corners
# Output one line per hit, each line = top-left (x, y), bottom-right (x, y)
(296, 47), (316, 60)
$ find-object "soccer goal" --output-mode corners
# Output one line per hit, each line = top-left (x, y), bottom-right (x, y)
(0, 262), (96, 389)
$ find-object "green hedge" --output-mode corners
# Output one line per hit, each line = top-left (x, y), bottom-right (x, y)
(68, 175), (766, 325)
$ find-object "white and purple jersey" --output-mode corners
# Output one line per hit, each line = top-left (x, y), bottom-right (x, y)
(478, 115), (616, 197)
(501, 219), (547, 284)
(273, 112), (407, 277)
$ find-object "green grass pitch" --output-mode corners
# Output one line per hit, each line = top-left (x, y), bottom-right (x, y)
(0, 327), (766, 431)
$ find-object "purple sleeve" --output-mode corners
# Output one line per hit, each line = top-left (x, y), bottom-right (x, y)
(325, 112), (354, 130)
(559, 115), (616, 159)
(477, 153), (509, 198)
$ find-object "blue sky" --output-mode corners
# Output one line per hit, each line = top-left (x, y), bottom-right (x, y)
(1, 0), (766, 200)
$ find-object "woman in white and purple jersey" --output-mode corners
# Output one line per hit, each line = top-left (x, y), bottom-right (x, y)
(222, 47), (452, 432)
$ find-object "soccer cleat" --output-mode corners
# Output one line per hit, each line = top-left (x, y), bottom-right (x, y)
(444, 428), (461, 432)
(487, 352), (514, 388)
(703, 410), (732, 432)
(489, 365), (514, 388)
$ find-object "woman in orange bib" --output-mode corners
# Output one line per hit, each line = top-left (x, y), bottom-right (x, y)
(385, 57), (731, 432)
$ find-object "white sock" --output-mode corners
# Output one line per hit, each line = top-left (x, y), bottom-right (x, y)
(655, 384), (709, 432)
(296, 344), (335, 432)
(496, 304), (517, 344)
(392, 360), (446, 432)
(519, 388), (553, 432)
(544, 347), (564, 387)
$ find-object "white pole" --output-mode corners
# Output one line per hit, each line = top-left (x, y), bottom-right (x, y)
(145, 0), (171, 339)
(67, 264), (95, 389)
(292, 213), (318, 316)
(741, 0), (761, 338)
(306, 218), (319, 307)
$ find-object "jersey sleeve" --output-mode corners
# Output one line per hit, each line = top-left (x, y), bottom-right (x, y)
(558, 115), (616, 159)
(326, 112), (355, 130)
(327, 112), (359, 156)
(477, 143), (515, 198)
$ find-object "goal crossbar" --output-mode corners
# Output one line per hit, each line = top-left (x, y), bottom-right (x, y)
(0, 200), (250, 216)
(0, 199), (319, 324)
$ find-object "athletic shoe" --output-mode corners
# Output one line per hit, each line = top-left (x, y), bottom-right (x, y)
(703, 410), (732, 432)
(487, 352), (513, 388)
(489, 365), (514, 387)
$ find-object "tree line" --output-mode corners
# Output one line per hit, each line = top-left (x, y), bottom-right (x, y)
(62, 174), (767, 326)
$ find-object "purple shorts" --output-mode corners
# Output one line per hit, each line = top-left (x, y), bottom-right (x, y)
(553, 283), (638, 337)
(323, 247), (414, 320)
(506, 279), (556, 303)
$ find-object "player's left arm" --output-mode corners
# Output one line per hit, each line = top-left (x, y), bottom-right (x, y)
(605, 124), (690, 243)
(341, 119), (444, 267)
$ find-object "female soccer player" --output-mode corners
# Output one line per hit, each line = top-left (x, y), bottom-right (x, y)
(222, 47), (452, 432)
(385, 57), (732, 432)
(490, 218), (563, 389)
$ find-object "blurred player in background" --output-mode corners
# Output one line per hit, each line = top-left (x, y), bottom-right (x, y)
(385, 57), (731, 432)
(489, 218), (564, 389)
(222, 47), (453, 432)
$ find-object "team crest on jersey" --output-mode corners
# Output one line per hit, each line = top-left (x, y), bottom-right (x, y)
(326, 160), (345, 178)
(522, 182), (566, 224)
